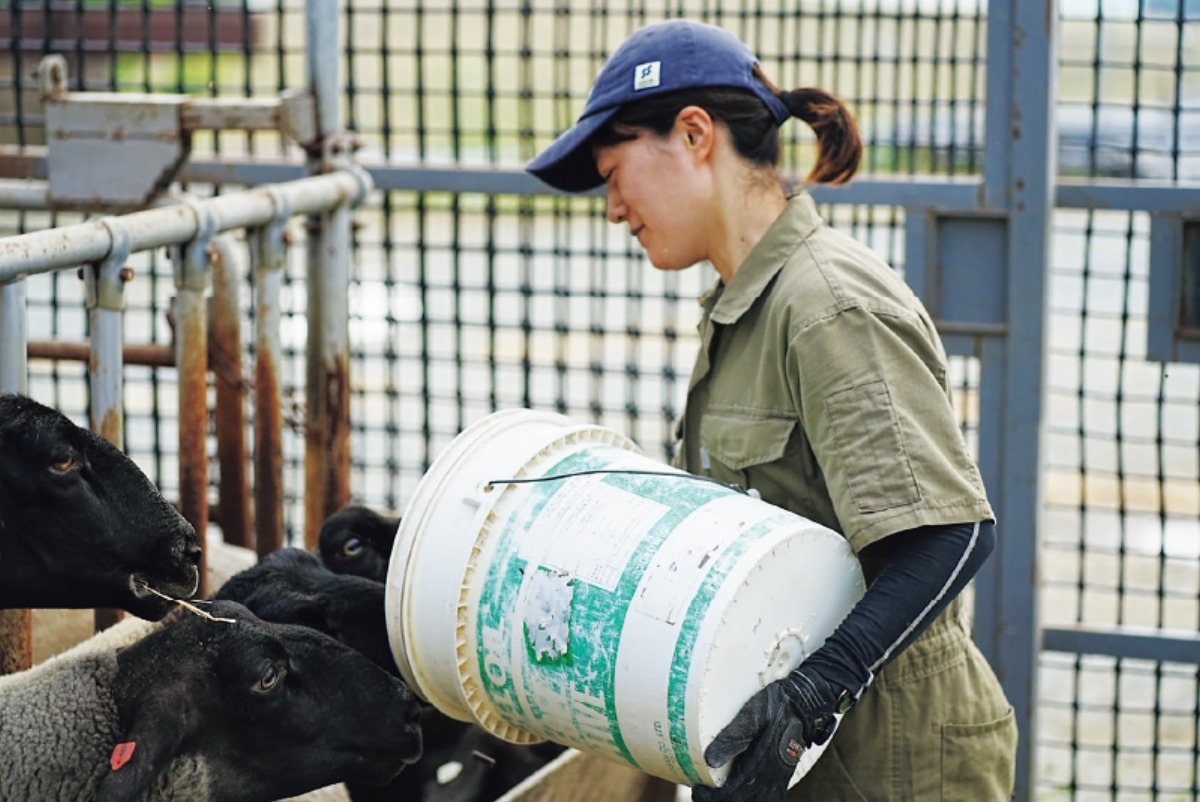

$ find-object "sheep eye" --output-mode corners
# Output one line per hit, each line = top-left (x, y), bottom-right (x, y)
(49, 455), (81, 475)
(257, 664), (286, 693)
(342, 537), (363, 557)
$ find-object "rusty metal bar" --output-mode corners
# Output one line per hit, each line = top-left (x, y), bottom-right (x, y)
(249, 187), (290, 561)
(179, 94), (317, 147)
(302, 0), (353, 548)
(84, 217), (132, 633)
(304, 191), (353, 548)
(209, 235), (252, 550)
(27, 340), (174, 366)
(180, 97), (282, 133)
(173, 198), (215, 600)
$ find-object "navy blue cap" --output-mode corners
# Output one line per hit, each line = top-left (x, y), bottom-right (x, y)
(526, 20), (791, 192)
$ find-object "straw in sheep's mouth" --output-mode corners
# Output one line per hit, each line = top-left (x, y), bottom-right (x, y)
(131, 578), (237, 624)
(129, 570), (200, 600)
(129, 574), (153, 599)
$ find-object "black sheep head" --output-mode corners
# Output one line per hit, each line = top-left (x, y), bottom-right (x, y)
(214, 547), (397, 675)
(0, 393), (201, 619)
(317, 504), (400, 582)
(98, 600), (424, 801)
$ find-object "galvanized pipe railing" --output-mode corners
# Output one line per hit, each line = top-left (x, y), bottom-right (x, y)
(0, 170), (369, 281)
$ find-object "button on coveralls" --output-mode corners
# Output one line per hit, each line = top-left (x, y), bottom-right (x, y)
(676, 194), (1018, 801)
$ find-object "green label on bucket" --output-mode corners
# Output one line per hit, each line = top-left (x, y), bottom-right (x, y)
(666, 514), (792, 784)
(474, 445), (762, 775)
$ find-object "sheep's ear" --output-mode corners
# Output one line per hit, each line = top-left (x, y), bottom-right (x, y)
(92, 700), (192, 802)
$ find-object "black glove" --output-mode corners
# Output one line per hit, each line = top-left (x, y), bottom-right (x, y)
(692, 664), (843, 802)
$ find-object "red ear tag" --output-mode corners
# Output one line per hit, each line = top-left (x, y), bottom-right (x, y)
(111, 741), (136, 771)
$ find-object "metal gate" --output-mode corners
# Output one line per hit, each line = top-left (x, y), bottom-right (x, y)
(2, 1), (1199, 799)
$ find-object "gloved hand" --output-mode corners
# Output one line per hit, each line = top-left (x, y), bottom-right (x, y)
(692, 664), (844, 802)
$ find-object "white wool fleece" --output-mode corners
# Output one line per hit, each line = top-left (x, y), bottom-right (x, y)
(0, 616), (212, 802)
(0, 648), (124, 800)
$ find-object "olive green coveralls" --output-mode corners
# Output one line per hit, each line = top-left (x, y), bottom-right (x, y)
(676, 194), (1018, 801)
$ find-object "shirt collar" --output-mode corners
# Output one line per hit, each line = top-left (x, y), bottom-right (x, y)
(702, 193), (824, 325)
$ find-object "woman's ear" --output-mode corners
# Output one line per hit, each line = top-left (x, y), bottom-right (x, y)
(676, 105), (715, 158)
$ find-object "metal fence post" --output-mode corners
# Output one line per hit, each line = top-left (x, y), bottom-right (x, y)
(86, 219), (131, 449)
(303, 0), (352, 548)
(209, 235), (252, 549)
(971, 1), (1058, 799)
(173, 198), (217, 599)
(0, 279), (26, 394)
(249, 186), (291, 561)
(85, 217), (132, 632)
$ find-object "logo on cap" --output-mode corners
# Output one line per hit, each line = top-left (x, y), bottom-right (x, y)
(633, 61), (661, 91)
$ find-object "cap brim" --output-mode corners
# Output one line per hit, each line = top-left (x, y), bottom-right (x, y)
(526, 108), (618, 193)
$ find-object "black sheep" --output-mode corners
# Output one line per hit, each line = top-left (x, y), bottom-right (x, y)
(317, 504), (400, 582)
(0, 599), (423, 801)
(216, 547), (565, 801)
(0, 393), (201, 618)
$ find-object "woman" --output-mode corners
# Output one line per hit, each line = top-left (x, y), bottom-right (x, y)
(527, 18), (1017, 802)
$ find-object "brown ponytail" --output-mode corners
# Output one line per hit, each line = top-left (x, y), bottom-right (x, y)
(782, 87), (862, 186)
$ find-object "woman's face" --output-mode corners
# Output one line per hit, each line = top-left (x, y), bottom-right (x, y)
(594, 127), (712, 272)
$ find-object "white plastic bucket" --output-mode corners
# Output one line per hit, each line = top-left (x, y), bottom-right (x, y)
(385, 409), (866, 788)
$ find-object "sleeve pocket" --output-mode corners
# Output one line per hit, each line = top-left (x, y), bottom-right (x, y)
(824, 380), (920, 513)
(700, 414), (796, 471)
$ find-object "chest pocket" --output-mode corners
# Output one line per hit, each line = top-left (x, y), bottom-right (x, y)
(699, 413), (796, 484)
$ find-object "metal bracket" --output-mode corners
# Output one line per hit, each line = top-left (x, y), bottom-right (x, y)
(34, 54), (320, 212)
(175, 198), (218, 291)
(252, 185), (292, 272)
(85, 217), (132, 311)
(323, 133), (374, 208)
(37, 54), (68, 102)
(279, 89), (319, 147)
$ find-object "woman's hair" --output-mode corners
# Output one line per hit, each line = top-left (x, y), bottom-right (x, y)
(592, 81), (861, 186)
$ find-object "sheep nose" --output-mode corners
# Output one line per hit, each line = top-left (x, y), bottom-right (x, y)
(186, 543), (203, 566)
